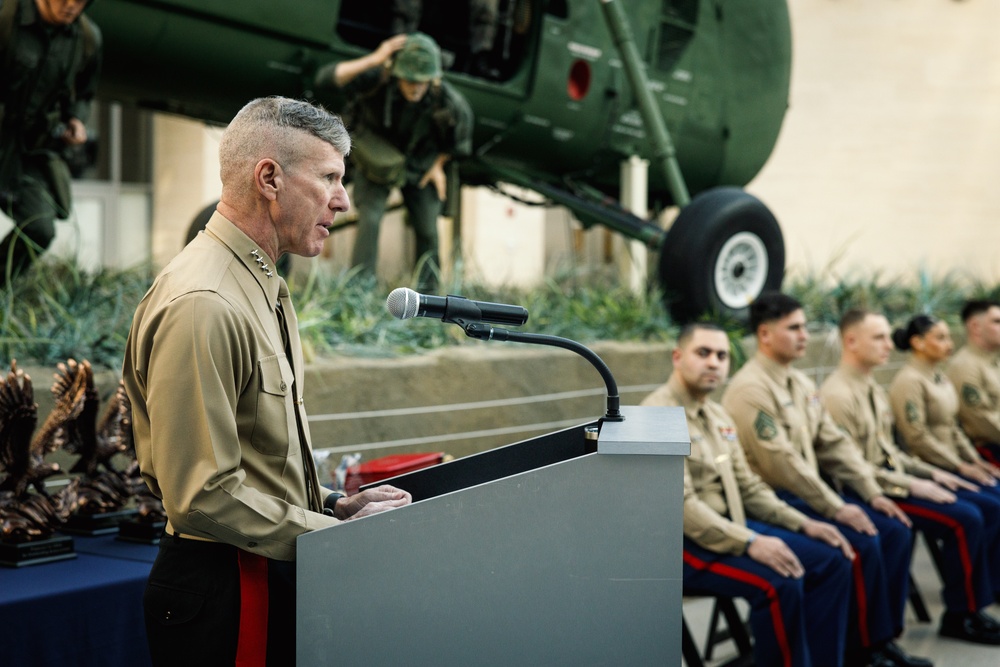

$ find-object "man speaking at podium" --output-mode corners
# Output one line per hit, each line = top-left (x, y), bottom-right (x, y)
(123, 97), (411, 666)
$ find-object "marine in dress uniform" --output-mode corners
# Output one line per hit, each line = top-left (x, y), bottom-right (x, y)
(123, 98), (412, 667)
(889, 316), (1000, 621)
(888, 316), (1000, 494)
(721, 293), (928, 667)
(821, 309), (1000, 645)
(642, 323), (852, 667)
(948, 300), (1000, 466)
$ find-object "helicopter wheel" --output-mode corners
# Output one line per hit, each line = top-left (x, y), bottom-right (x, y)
(657, 187), (784, 324)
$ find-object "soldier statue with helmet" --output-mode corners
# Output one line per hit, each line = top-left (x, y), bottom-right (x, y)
(0, 0), (102, 289)
(315, 32), (472, 291)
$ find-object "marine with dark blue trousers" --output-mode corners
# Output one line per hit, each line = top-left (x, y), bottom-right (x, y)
(642, 322), (853, 667)
(722, 293), (932, 667)
(821, 308), (1000, 646)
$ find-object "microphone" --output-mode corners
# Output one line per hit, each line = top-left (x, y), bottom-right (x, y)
(386, 287), (529, 326)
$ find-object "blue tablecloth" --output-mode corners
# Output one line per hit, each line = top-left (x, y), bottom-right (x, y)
(0, 534), (158, 667)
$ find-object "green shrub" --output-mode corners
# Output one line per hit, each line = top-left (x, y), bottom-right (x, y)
(4, 256), (999, 370)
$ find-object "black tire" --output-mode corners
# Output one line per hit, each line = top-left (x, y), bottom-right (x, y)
(184, 201), (219, 245)
(657, 187), (784, 324)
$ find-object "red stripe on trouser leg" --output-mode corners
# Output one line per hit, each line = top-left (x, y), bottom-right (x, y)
(850, 548), (871, 647)
(976, 445), (1000, 467)
(236, 551), (269, 667)
(897, 502), (977, 613)
(683, 550), (792, 667)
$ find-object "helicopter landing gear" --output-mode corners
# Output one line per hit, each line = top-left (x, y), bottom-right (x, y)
(657, 187), (784, 324)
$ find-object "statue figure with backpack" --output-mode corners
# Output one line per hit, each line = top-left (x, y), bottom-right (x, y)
(0, 0), (102, 289)
(315, 32), (472, 291)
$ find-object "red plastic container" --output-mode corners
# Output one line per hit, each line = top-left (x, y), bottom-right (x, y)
(344, 452), (444, 495)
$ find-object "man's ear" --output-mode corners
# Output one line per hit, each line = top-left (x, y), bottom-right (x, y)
(255, 158), (281, 201)
(756, 323), (770, 348)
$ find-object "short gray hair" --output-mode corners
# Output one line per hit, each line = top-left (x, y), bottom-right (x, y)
(219, 97), (351, 195)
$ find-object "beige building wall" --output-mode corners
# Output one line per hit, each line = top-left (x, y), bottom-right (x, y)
(150, 115), (223, 268)
(751, 0), (1000, 284)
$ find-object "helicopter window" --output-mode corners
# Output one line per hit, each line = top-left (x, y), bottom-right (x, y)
(336, 0), (536, 82)
(544, 0), (567, 20)
(657, 0), (698, 72)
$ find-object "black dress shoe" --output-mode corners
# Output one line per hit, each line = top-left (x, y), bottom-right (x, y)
(881, 641), (933, 667)
(976, 610), (1000, 632)
(868, 649), (896, 667)
(939, 611), (1000, 645)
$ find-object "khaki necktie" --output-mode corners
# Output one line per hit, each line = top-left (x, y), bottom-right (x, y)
(869, 384), (899, 470)
(277, 278), (324, 513)
(700, 409), (746, 526)
(789, 380), (818, 471)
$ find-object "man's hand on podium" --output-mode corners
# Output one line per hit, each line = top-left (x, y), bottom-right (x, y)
(334, 485), (413, 521)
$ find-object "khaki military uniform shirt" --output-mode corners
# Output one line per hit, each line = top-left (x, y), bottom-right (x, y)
(123, 213), (338, 561)
(820, 365), (937, 498)
(947, 344), (1000, 445)
(721, 353), (883, 518)
(889, 358), (981, 472)
(643, 376), (807, 555)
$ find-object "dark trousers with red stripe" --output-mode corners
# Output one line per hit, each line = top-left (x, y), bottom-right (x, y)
(778, 492), (912, 651)
(954, 484), (1000, 599)
(143, 533), (295, 667)
(974, 441), (1000, 467)
(683, 520), (852, 667)
(895, 494), (993, 613)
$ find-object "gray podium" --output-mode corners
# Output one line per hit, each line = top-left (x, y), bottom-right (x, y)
(296, 405), (690, 666)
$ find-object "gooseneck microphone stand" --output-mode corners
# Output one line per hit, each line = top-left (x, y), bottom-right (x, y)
(457, 320), (624, 423)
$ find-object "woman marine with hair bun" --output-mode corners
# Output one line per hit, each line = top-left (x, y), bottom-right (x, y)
(889, 314), (1000, 486)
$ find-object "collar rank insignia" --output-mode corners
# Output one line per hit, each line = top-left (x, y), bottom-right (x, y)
(250, 249), (274, 278)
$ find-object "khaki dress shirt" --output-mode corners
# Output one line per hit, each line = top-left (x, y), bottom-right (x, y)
(643, 376), (807, 555)
(123, 213), (338, 561)
(889, 358), (981, 472)
(721, 353), (883, 518)
(947, 344), (1000, 445)
(819, 365), (936, 498)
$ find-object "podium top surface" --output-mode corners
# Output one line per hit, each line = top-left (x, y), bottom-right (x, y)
(598, 405), (690, 456)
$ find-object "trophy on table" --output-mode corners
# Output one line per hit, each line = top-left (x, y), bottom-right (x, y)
(55, 360), (141, 536)
(0, 360), (80, 566)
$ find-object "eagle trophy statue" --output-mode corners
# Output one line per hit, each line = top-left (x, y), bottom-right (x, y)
(0, 360), (82, 541)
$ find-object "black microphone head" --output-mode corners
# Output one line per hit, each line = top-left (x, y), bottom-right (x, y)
(386, 287), (420, 320)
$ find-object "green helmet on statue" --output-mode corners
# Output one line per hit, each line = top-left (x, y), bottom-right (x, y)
(392, 32), (442, 82)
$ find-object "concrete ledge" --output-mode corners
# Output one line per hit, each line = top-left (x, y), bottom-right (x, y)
(26, 328), (931, 480)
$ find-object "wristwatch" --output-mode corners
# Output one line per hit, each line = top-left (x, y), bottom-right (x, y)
(323, 492), (346, 517)
(745, 530), (758, 553)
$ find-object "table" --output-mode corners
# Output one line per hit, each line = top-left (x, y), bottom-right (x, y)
(0, 534), (157, 667)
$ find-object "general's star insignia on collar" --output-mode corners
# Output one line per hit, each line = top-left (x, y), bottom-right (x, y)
(250, 249), (274, 278)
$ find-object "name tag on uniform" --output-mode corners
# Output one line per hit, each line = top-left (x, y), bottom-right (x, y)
(714, 453), (730, 465)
